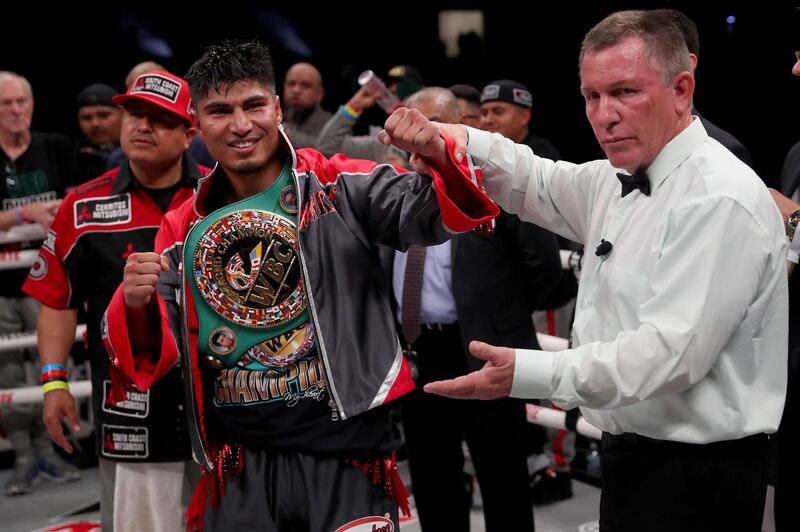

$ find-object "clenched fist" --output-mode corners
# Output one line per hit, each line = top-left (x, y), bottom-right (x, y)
(123, 252), (169, 309)
(378, 108), (447, 164)
(378, 108), (469, 168)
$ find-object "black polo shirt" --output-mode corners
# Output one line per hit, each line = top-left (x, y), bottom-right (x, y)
(0, 131), (74, 297)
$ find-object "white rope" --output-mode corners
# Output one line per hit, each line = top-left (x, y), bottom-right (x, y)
(0, 328), (566, 358)
(0, 325), (583, 446)
(526, 403), (602, 440)
(537, 332), (568, 351)
(560, 249), (572, 270)
(2, 230), (580, 274)
(0, 324), (91, 405)
(0, 238), (599, 446)
(0, 224), (46, 245)
(0, 320), (90, 453)
(0, 319), (585, 436)
(0, 249), (38, 270)
(4, 382), (603, 441)
(0, 320), (595, 439)
(0, 380), (92, 406)
(0, 324), (86, 354)
(530, 336), (601, 439)
(0, 234), (586, 273)
(0, 224), (45, 271)
(560, 248), (583, 277)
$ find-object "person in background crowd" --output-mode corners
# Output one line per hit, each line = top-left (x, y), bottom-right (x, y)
(448, 83), (482, 129)
(0, 70), (76, 497)
(281, 62), (331, 148)
(74, 83), (122, 186)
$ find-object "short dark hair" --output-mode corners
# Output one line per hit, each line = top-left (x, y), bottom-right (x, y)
(448, 84), (481, 107)
(184, 39), (276, 104)
(580, 10), (692, 85)
(652, 9), (699, 57)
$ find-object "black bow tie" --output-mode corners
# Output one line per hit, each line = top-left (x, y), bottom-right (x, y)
(616, 171), (651, 198)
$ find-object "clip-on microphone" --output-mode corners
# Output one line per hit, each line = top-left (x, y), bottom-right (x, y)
(595, 239), (613, 257)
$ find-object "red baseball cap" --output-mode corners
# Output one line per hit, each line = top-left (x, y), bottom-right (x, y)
(112, 71), (193, 125)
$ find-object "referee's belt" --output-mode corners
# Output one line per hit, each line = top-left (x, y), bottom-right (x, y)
(602, 432), (768, 455)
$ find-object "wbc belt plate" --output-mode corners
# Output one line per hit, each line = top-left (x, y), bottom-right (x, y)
(238, 320), (316, 368)
(193, 209), (305, 328)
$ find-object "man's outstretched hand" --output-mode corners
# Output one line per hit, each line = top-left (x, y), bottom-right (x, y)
(423, 341), (515, 400)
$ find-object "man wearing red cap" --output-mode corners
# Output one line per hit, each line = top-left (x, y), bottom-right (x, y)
(23, 71), (210, 532)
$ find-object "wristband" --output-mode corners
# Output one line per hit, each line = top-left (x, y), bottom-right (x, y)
(339, 103), (362, 120)
(42, 380), (70, 394)
(42, 363), (67, 374)
(15, 206), (25, 225)
(41, 369), (69, 383)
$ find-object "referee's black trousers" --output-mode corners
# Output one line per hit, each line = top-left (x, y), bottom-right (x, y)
(599, 431), (769, 532)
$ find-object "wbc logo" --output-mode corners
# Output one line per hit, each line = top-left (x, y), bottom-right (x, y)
(193, 209), (305, 328)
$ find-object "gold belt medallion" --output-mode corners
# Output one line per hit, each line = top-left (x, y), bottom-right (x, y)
(193, 210), (305, 328)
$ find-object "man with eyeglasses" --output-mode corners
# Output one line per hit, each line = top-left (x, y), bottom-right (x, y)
(0, 70), (76, 496)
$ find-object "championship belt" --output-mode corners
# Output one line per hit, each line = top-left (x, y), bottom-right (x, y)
(187, 168), (313, 370)
(193, 209), (305, 328)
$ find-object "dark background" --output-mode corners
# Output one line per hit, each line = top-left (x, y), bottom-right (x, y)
(3, 1), (799, 186)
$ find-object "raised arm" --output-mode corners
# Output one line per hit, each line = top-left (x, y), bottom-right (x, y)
(380, 108), (600, 244)
(378, 108), (467, 168)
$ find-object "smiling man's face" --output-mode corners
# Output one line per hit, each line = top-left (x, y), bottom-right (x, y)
(195, 79), (283, 179)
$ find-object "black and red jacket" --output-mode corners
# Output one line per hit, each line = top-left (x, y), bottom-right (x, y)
(23, 157), (211, 462)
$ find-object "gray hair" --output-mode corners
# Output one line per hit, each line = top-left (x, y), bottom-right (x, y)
(0, 71), (33, 97)
(405, 87), (462, 124)
(579, 10), (692, 85)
